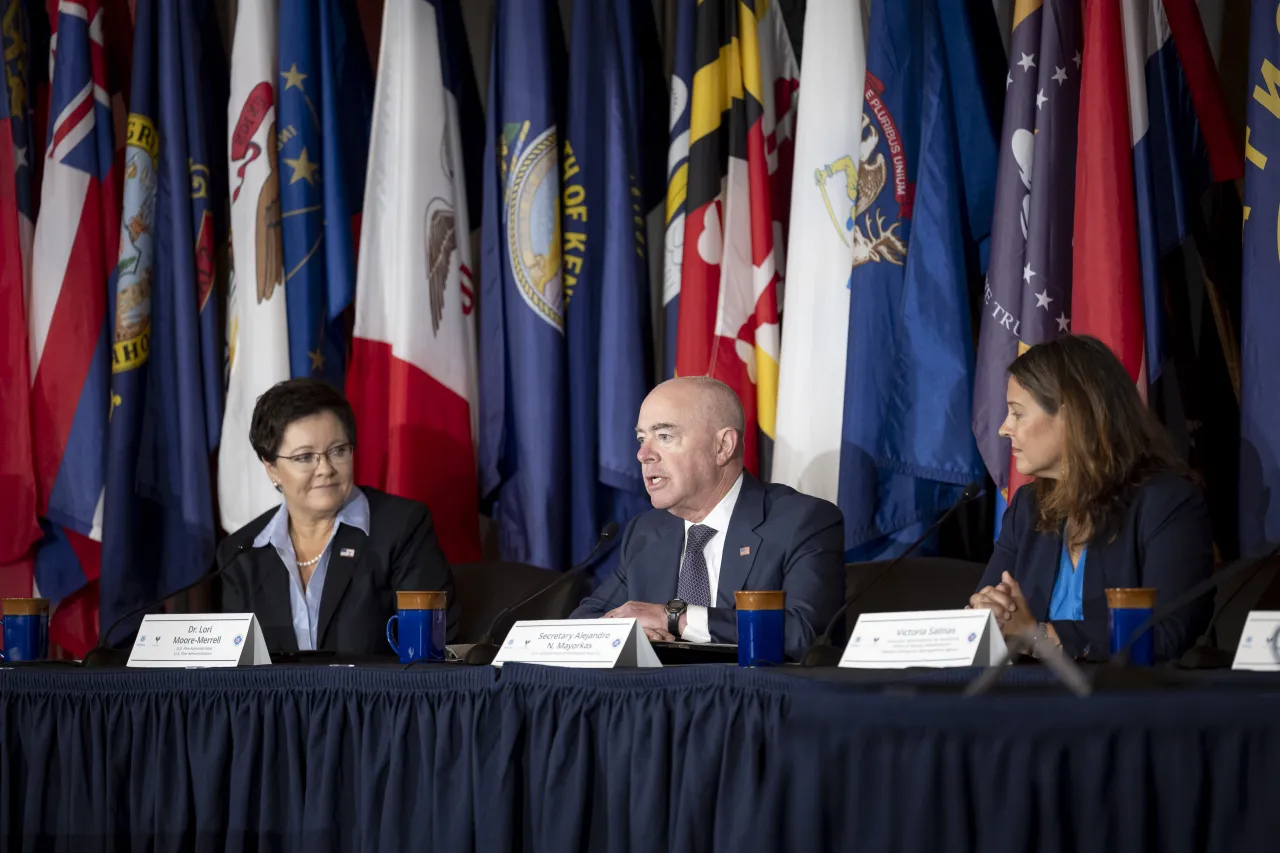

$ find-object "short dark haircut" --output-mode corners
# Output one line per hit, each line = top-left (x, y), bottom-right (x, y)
(249, 378), (357, 461)
(1008, 334), (1185, 545)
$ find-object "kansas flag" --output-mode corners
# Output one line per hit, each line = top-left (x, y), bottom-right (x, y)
(837, 0), (993, 559)
(479, 0), (569, 569)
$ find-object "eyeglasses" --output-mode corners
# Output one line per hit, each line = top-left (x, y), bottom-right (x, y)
(276, 443), (355, 469)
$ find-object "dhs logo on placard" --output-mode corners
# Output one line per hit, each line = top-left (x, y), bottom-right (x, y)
(233, 635), (244, 646)
(967, 632), (978, 643)
(612, 638), (622, 648)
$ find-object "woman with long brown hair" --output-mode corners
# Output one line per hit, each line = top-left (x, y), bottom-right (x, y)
(969, 335), (1213, 662)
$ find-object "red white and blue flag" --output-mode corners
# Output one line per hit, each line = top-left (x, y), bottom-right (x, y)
(27, 0), (123, 654)
(0, 0), (42, 597)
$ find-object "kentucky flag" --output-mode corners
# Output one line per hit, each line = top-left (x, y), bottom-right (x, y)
(837, 0), (994, 559)
(562, 0), (665, 565)
(478, 0), (569, 569)
(1242, 0), (1280, 554)
(278, 0), (373, 388)
(100, 0), (222, 644)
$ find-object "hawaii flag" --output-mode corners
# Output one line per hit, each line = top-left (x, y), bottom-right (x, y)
(675, 0), (798, 478)
(347, 0), (481, 562)
(772, 0), (866, 503)
(219, 0), (289, 533)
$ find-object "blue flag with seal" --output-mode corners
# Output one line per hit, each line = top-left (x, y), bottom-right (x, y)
(478, 0), (569, 569)
(837, 0), (994, 560)
(563, 0), (665, 567)
(278, 0), (373, 388)
(100, 0), (222, 643)
(1241, 0), (1280, 554)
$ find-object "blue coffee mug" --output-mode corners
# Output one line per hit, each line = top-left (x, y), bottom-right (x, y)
(735, 590), (785, 667)
(386, 591), (447, 663)
(1107, 587), (1157, 665)
(0, 598), (50, 662)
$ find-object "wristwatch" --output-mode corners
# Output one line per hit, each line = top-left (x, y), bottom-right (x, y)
(665, 599), (688, 637)
(1028, 621), (1060, 659)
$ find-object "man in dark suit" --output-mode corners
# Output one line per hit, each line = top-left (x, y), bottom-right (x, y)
(572, 377), (845, 660)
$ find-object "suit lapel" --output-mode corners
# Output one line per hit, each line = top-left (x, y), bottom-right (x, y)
(640, 512), (685, 602)
(316, 524), (365, 647)
(245, 547), (298, 652)
(716, 475), (763, 608)
(1020, 532), (1060, 621)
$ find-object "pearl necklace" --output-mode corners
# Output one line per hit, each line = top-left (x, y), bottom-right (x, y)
(296, 552), (322, 568)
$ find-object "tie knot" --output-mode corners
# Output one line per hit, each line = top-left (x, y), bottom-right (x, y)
(687, 524), (717, 551)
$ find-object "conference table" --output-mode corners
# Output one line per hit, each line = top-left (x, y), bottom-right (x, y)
(3, 660), (1280, 852)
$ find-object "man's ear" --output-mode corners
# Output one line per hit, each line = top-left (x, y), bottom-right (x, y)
(715, 427), (740, 465)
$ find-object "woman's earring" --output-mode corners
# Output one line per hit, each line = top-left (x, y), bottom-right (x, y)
(273, 481), (283, 493)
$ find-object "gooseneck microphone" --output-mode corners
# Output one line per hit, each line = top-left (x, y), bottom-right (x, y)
(81, 545), (249, 668)
(463, 522), (621, 665)
(1106, 540), (1280, 668)
(800, 482), (984, 667)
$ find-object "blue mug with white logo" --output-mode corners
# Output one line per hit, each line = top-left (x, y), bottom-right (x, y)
(0, 598), (50, 662)
(386, 591), (447, 663)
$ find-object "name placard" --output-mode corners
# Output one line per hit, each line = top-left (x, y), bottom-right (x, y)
(838, 609), (1007, 669)
(491, 618), (662, 668)
(1232, 611), (1280, 671)
(126, 613), (271, 668)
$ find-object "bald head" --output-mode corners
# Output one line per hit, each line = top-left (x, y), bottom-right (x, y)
(635, 377), (746, 521)
(648, 377), (745, 442)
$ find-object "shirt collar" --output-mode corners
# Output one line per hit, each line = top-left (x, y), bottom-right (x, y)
(681, 472), (745, 537)
(252, 486), (370, 549)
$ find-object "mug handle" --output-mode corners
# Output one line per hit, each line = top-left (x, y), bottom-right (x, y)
(386, 614), (400, 657)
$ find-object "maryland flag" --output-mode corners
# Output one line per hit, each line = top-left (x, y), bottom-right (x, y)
(674, 0), (798, 477)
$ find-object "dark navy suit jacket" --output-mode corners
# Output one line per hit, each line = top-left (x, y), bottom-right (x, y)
(571, 473), (845, 660)
(977, 469), (1213, 661)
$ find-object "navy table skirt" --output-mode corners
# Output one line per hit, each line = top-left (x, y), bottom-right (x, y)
(3, 663), (1280, 852)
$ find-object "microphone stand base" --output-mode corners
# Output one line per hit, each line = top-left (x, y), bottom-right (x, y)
(799, 643), (843, 668)
(461, 641), (499, 666)
(80, 647), (131, 668)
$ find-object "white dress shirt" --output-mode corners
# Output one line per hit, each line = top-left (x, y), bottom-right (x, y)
(678, 473), (745, 643)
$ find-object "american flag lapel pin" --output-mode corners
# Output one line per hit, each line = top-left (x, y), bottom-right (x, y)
(340, 548), (355, 558)
(739, 546), (751, 557)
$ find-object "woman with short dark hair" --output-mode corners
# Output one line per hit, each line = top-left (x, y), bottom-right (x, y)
(218, 378), (458, 655)
(970, 335), (1213, 662)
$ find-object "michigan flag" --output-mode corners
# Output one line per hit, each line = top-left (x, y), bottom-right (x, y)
(837, 0), (993, 559)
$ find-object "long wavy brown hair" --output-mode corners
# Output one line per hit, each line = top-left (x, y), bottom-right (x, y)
(1008, 335), (1185, 546)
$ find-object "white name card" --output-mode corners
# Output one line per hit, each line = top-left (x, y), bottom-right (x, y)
(491, 618), (662, 668)
(839, 609), (1007, 669)
(126, 613), (271, 668)
(1232, 611), (1280, 671)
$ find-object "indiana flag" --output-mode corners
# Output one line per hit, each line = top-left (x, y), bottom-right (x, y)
(973, 0), (1081, 517)
(478, 0), (568, 569)
(772, 0), (867, 504)
(219, 0), (289, 533)
(278, 0), (373, 388)
(347, 0), (482, 563)
(660, 0), (695, 380)
(674, 0), (798, 479)
(28, 0), (126, 654)
(0, 0), (41, 591)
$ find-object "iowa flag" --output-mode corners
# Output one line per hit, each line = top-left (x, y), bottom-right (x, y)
(347, 0), (482, 563)
(674, 0), (798, 478)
